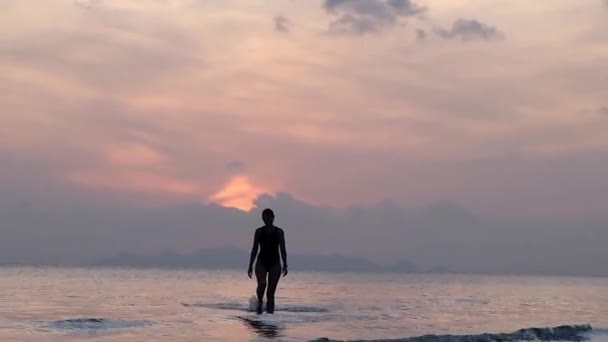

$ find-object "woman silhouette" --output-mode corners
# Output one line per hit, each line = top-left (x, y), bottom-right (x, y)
(247, 208), (288, 314)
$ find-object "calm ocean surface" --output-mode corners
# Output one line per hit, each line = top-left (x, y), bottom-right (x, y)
(0, 267), (606, 342)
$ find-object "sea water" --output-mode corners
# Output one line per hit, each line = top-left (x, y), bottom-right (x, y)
(0, 267), (606, 342)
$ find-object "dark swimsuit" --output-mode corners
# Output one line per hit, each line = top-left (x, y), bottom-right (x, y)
(258, 228), (281, 268)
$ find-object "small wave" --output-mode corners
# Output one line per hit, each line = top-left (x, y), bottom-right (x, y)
(182, 302), (329, 313)
(49, 318), (153, 330)
(311, 324), (593, 342)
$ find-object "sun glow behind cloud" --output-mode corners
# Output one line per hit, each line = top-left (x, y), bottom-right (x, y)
(208, 175), (267, 211)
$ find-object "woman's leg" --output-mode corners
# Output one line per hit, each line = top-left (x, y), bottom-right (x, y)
(254, 262), (267, 314)
(265, 262), (282, 313)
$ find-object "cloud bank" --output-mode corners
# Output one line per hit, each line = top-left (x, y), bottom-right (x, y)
(323, 0), (425, 35)
(434, 19), (505, 41)
(1, 193), (606, 277)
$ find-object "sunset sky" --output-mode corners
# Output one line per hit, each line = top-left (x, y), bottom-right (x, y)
(2, 0), (608, 220)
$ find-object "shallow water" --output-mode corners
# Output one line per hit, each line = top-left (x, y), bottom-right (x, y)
(0, 267), (606, 341)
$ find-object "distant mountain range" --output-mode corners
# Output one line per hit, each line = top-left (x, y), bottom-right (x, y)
(94, 246), (435, 273)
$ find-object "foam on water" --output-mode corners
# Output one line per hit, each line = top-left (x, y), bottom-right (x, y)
(311, 325), (594, 342)
(237, 313), (283, 324)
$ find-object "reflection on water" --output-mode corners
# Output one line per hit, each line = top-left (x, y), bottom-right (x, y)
(0, 267), (606, 342)
(238, 315), (285, 339)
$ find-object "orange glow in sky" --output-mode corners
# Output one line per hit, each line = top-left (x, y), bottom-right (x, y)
(208, 175), (267, 211)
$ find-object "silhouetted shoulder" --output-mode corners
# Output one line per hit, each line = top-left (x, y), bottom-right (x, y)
(276, 227), (285, 236)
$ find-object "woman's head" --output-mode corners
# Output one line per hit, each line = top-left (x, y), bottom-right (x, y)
(262, 208), (275, 226)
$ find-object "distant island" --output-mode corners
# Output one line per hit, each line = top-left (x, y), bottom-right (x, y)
(93, 246), (439, 273)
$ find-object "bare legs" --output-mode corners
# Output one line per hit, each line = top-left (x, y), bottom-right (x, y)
(255, 262), (281, 313)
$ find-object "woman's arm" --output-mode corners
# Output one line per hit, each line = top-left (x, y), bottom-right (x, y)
(248, 229), (259, 278)
(279, 229), (288, 276)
